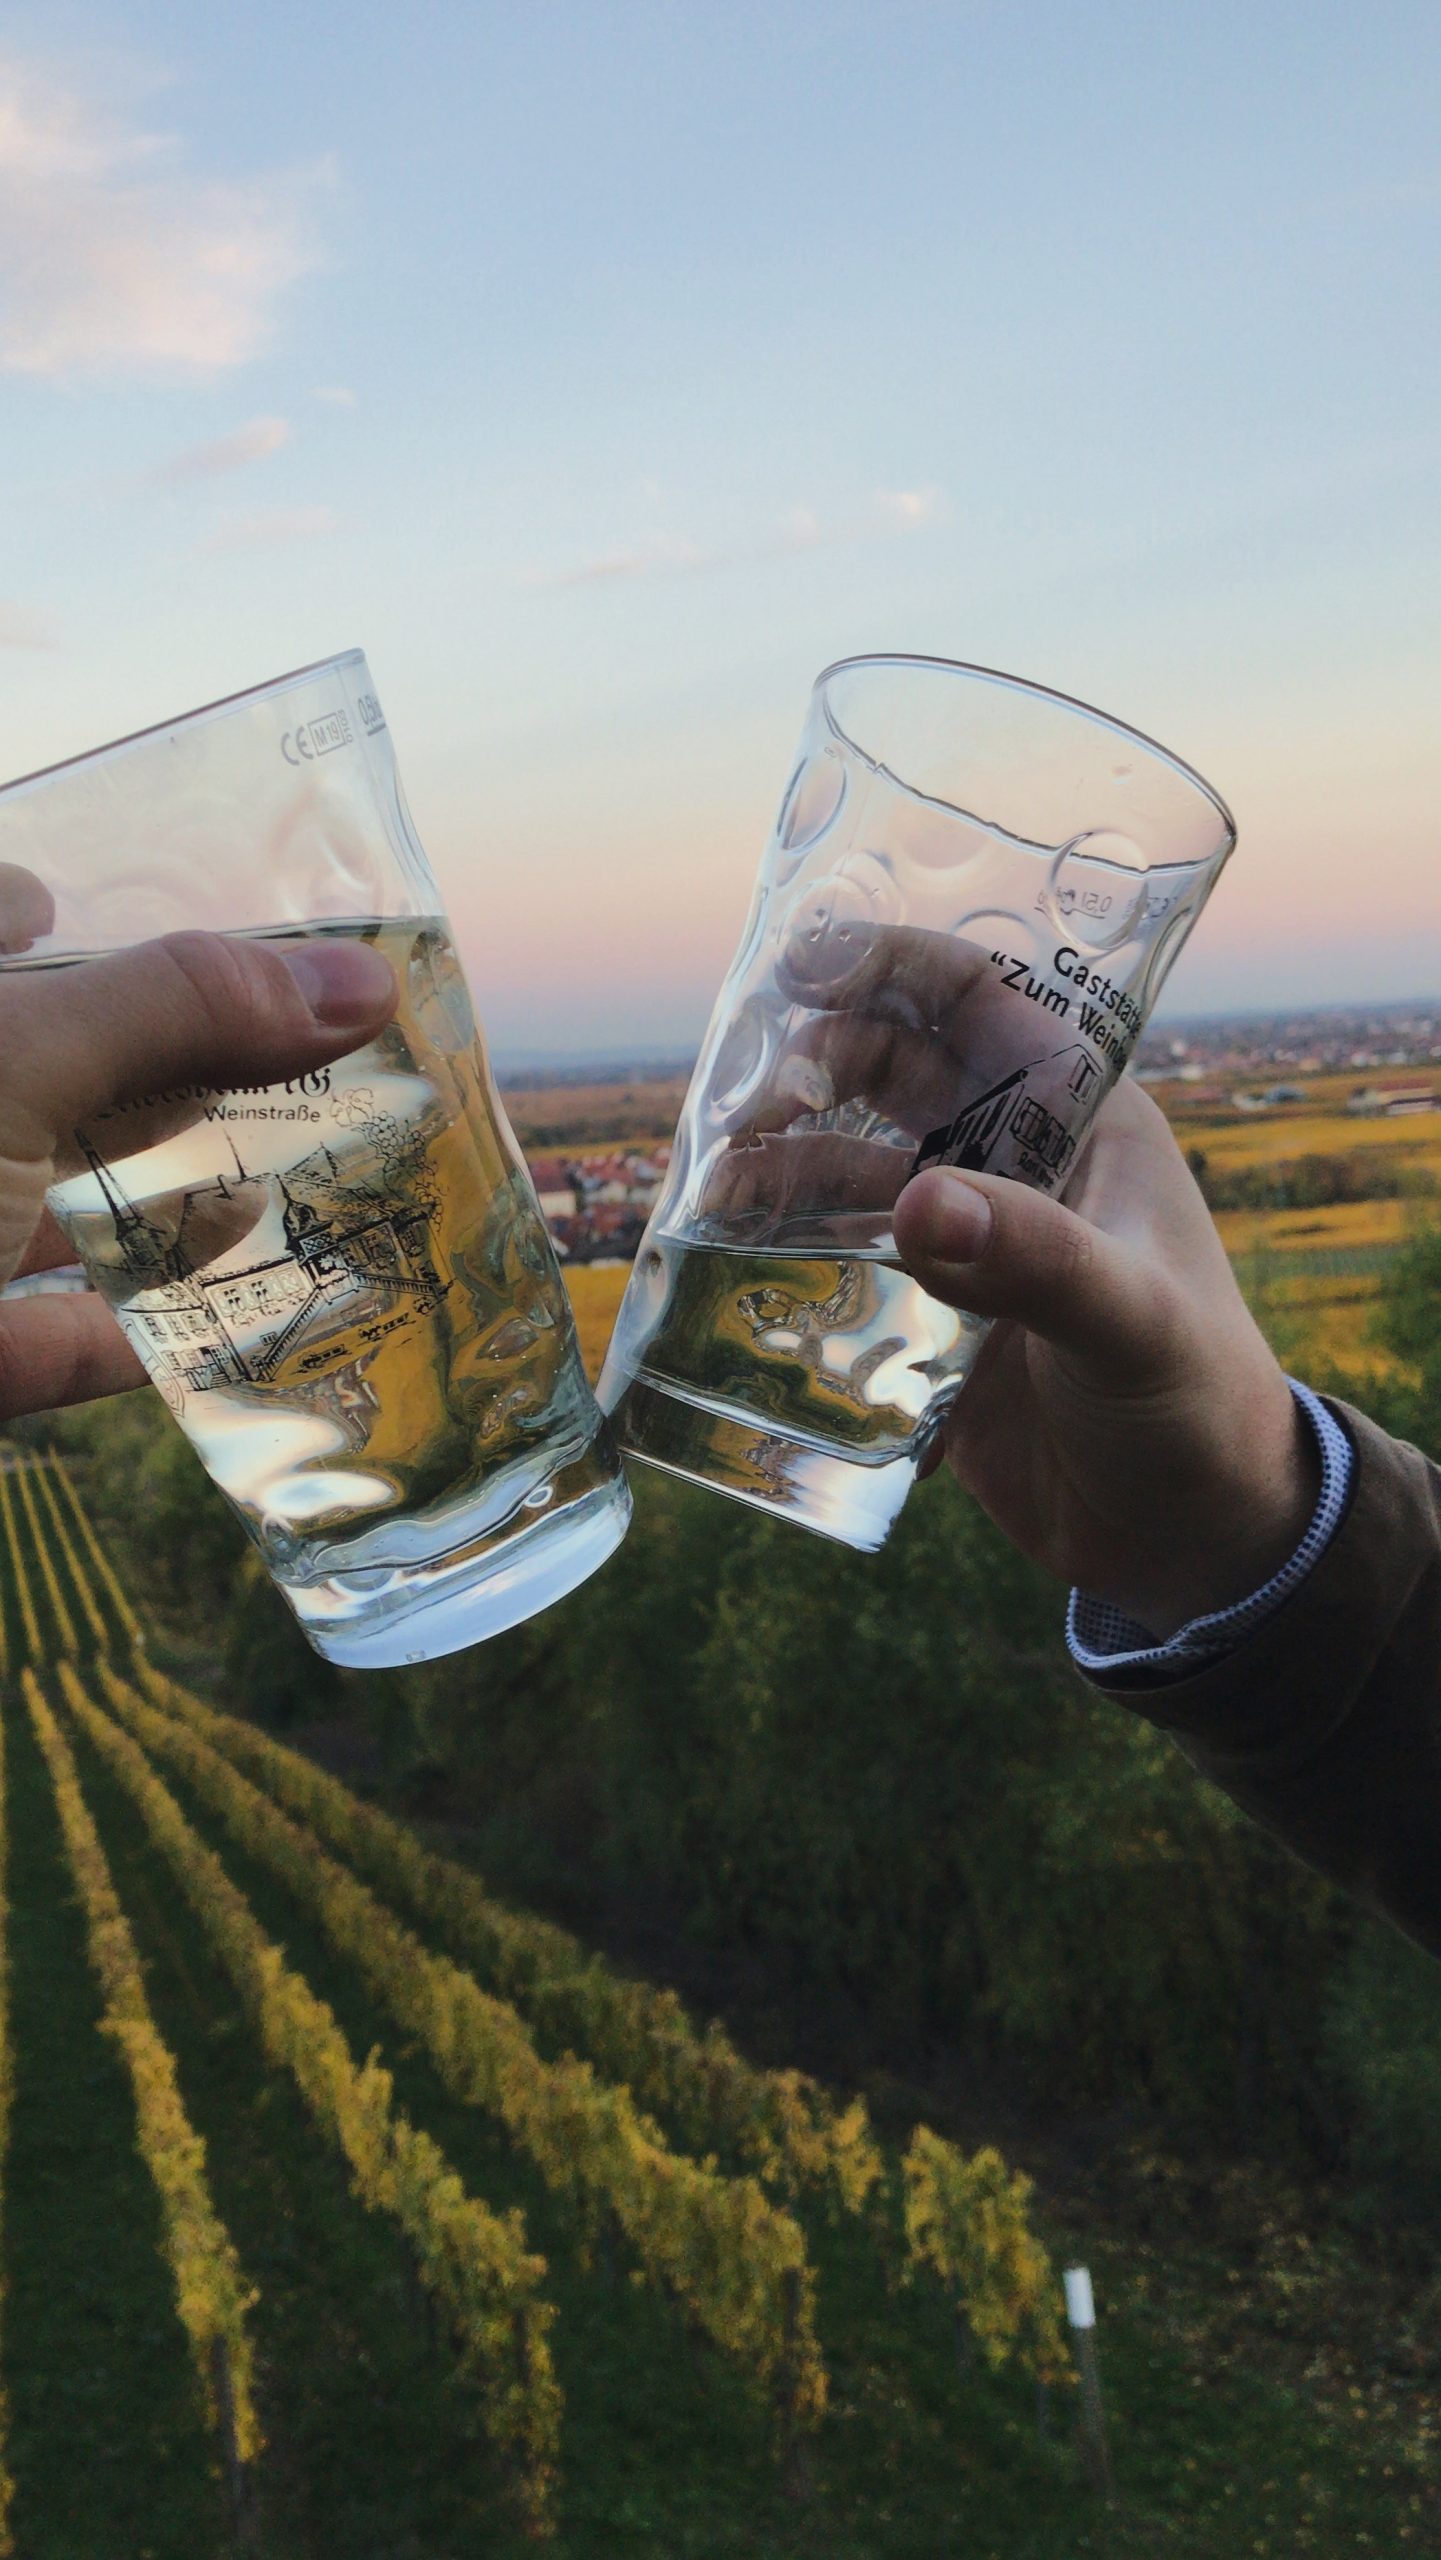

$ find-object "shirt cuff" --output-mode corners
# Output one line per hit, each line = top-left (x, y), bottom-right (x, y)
(1066, 1381), (1355, 1678)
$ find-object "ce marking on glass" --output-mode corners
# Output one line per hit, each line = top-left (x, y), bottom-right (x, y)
(281, 709), (354, 765)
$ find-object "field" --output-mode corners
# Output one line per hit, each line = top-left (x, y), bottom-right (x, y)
(1167, 1091), (1441, 1378)
(563, 1264), (630, 1382)
(502, 1078), (692, 1151)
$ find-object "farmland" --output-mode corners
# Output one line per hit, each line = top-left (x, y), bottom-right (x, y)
(1157, 1082), (1441, 1379)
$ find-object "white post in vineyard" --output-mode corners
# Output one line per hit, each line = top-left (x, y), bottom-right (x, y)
(1064, 2265), (1114, 2498)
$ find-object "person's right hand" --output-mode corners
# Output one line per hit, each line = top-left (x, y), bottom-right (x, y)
(699, 910), (1319, 1640)
(0, 884), (396, 1420)
(893, 1075), (1320, 1641)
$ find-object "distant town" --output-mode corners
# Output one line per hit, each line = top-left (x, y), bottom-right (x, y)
(526, 1146), (673, 1265)
(1133, 996), (1441, 1115)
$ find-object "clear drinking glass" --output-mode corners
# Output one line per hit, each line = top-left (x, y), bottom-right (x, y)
(0, 652), (630, 1665)
(599, 654), (1235, 1550)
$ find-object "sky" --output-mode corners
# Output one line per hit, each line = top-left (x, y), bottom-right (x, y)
(0, 0), (1437, 1054)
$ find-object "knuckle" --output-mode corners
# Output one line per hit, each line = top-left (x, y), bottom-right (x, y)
(155, 930), (270, 1038)
(1043, 1207), (1095, 1297)
(163, 932), (302, 1055)
(1136, 1270), (1195, 1377)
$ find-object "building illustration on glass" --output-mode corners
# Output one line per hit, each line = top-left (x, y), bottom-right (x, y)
(914, 1041), (1106, 1184)
(82, 1136), (448, 1395)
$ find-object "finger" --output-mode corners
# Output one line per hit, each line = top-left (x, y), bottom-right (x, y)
(0, 863), (55, 955)
(893, 1164), (1180, 1380)
(764, 924), (1085, 1149)
(0, 1294), (144, 1418)
(777, 921), (993, 1037)
(700, 1131), (912, 1224)
(15, 1207), (76, 1277)
(0, 930), (397, 1164)
(731, 1013), (961, 1141)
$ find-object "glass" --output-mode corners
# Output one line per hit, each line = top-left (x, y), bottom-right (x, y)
(0, 652), (630, 1665)
(599, 654), (1235, 1550)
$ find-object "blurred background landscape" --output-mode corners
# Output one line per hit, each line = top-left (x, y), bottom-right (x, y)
(6, 1030), (1440, 2554)
(2, 0), (1438, 2546)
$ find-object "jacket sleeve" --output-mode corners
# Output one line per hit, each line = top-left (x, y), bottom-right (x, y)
(1087, 1400), (1441, 1954)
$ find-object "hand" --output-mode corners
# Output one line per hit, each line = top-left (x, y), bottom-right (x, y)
(892, 1076), (1320, 1641)
(704, 920), (1109, 1232)
(0, 899), (396, 1421)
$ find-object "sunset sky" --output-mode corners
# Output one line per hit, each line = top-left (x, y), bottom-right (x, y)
(1, 1), (1437, 1053)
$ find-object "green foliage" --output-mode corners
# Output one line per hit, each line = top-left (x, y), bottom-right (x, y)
(1323, 1920), (1441, 2213)
(1366, 1219), (1441, 1459)
(1191, 1148), (1436, 1214)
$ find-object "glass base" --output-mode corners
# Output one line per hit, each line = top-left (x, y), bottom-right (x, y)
(293, 1471), (632, 1668)
(606, 1370), (915, 1553)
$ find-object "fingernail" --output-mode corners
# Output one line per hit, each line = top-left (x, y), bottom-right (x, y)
(913, 1171), (993, 1263)
(281, 940), (395, 1027)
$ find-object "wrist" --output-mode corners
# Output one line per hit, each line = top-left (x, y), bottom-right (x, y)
(1100, 1381), (1323, 1644)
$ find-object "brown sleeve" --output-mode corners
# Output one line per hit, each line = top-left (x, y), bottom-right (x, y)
(1089, 1400), (1441, 1953)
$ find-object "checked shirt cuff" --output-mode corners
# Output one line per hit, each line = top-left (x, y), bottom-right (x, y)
(1066, 1381), (1354, 1678)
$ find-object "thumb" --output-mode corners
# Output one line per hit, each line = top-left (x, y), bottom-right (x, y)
(892, 1164), (1173, 1380)
(0, 929), (397, 1162)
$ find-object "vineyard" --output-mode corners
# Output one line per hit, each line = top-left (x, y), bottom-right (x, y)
(1167, 1089), (1441, 1378)
(0, 1446), (1085, 2558)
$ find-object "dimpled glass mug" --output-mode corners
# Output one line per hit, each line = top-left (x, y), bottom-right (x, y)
(0, 652), (630, 1665)
(600, 654), (1235, 1550)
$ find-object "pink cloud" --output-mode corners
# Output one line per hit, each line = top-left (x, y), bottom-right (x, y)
(0, 51), (328, 376)
(149, 414), (292, 483)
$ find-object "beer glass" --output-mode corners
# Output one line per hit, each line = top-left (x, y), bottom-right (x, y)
(600, 655), (1235, 1550)
(0, 653), (630, 1665)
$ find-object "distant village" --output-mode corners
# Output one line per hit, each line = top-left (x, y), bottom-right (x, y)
(1133, 998), (1441, 1117)
(526, 1146), (674, 1262)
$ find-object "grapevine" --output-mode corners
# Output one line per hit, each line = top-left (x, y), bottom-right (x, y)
(13, 1469), (76, 1658)
(901, 2128), (1071, 2386)
(31, 1466), (110, 1654)
(23, 1669), (264, 2474)
(46, 1459), (144, 1652)
(58, 1663), (562, 2538)
(135, 1662), (882, 2212)
(0, 1476), (41, 1670)
(99, 1663), (827, 2439)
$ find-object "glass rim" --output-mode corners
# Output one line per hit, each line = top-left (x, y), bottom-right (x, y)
(813, 650), (1237, 842)
(0, 647), (368, 803)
